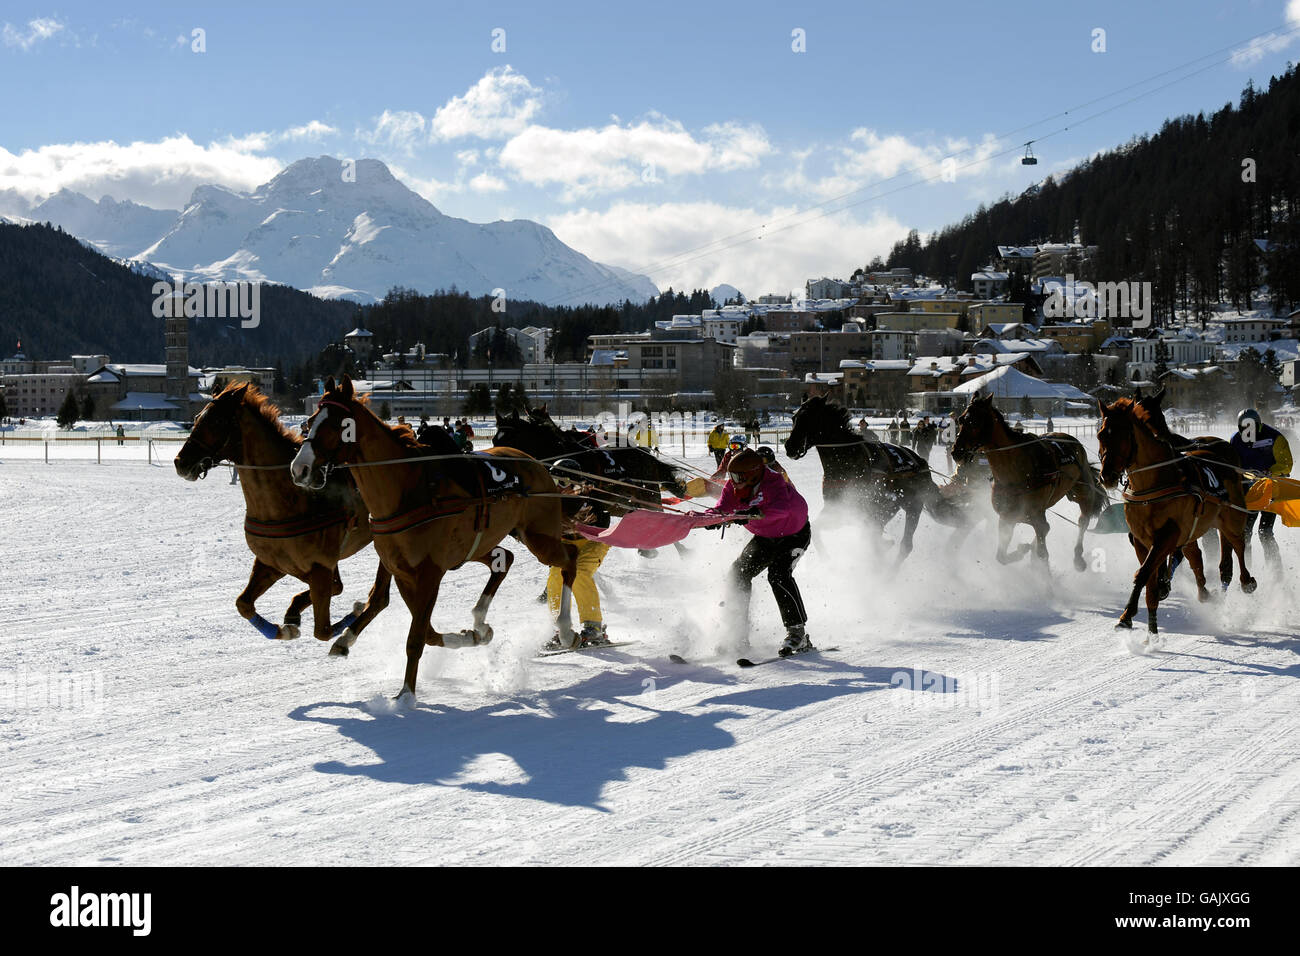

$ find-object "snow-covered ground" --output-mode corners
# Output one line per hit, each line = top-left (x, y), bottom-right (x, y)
(3, 436), (1299, 865)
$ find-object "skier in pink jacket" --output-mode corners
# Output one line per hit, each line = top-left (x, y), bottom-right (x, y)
(705, 448), (813, 656)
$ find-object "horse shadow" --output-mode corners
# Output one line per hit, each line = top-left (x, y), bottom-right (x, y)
(287, 660), (903, 810)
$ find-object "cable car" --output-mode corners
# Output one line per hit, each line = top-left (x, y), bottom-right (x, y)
(1022, 143), (1038, 166)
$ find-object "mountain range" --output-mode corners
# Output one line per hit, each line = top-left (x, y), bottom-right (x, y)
(1, 157), (659, 307)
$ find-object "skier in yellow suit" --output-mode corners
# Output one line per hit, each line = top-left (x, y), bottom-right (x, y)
(544, 458), (614, 649)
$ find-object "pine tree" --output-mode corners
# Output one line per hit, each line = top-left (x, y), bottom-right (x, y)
(56, 391), (79, 428)
(1019, 393), (1033, 419)
(80, 393), (95, 420)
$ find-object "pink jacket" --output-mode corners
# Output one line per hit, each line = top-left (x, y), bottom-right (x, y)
(711, 467), (809, 538)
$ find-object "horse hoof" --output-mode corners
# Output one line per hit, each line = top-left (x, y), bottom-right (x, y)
(1197, 589), (1211, 603)
(1156, 582), (1171, 601)
(328, 643), (350, 658)
(277, 624), (299, 641)
(637, 549), (660, 559)
(1115, 618), (1133, 630)
(1242, 578), (1258, 594)
(473, 624), (494, 646)
(393, 687), (415, 706)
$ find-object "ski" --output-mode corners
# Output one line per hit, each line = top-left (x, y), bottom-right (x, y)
(737, 646), (839, 668)
(668, 653), (690, 665)
(536, 640), (638, 659)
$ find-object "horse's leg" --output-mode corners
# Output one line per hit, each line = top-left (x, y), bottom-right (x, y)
(236, 558), (293, 640)
(1182, 541), (1211, 603)
(996, 516), (1031, 563)
(1224, 518), (1257, 594)
(1118, 523), (1178, 632)
(461, 547), (514, 644)
(308, 563), (338, 642)
(521, 530), (579, 647)
(283, 587), (312, 637)
(1073, 502), (1089, 571)
(896, 501), (921, 565)
(329, 562), (392, 657)
(397, 566), (442, 701)
(1029, 511), (1051, 566)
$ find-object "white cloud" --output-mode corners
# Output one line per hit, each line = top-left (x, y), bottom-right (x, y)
(0, 135), (282, 210)
(281, 120), (338, 142)
(778, 128), (1003, 201)
(357, 109), (428, 153)
(430, 66), (543, 140)
(549, 201), (906, 297)
(1230, 0), (1300, 66)
(469, 171), (507, 193)
(499, 117), (773, 200)
(3, 17), (65, 50)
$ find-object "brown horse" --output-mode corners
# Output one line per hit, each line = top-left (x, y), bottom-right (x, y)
(1096, 397), (1255, 636)
(289, 376), (578, 700)
(1136, 387), (1245, 600)
(174, 382), (390, 655)
(951, 392), (1108, 569)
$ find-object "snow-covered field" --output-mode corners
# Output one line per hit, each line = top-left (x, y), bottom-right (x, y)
(3, 437), (1299, 866)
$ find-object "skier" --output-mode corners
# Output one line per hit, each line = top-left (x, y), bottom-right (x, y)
(704, 447), (813, 657)
(711, 433), (749, 480)
(544, 458), (614, 649)
(708, 423), (729, 465)
(1231, 408), (1292, 570)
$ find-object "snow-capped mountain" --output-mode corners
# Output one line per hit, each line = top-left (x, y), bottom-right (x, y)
(711, 283), (744, 306)
(135, 157), (658, 305)
(30, 190), (179, 260)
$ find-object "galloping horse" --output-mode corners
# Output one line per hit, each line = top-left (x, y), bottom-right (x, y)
(493, 406), (689, 506)
(290, 376), (578, 700)
(1136, 388), (1245, 599)
(494, 407), (691, 558)
(174, 382), (390, 655)
(783, 395), (967, 563)
(951, 392), (1107, 569)
(1096, 396), (1255, 635)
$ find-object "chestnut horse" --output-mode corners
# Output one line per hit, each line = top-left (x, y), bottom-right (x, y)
(1096, 397), (1255, 636)
(1136, 388), (1245, 600)
(951, 392), (1107, 569)
(174, 382), (390, 655)
(290, 376), (578, 700)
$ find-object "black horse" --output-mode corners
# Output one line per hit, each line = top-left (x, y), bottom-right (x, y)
(783, 395), (967, 563)
(493, 407), (688, 504)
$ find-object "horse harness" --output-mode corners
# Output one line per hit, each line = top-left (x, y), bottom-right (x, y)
(1122, 453), (1233, 547)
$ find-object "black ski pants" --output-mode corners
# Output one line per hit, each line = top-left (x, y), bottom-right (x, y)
(730, 521), (811, 628)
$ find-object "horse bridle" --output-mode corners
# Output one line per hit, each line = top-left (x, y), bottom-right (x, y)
(297, 398), (353, 490)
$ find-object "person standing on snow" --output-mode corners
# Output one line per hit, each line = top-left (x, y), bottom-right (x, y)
(1231, 407), (1292, 570)
(543, 458), (614, 649)
(708, 423), (729, 465)
(703, 447), (813, 657)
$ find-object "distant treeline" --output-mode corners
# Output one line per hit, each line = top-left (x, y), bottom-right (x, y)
(882, 65), (1300, 320)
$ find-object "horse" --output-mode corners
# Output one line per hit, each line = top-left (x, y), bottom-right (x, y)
(495, 406), (689, 504)
(1136, 387), (1244, 599)
(951, 392), (1108, 569)
(1096, 396), (1255, 636)
(289, 376), (578, 700)
(782, 394), (968, 563)
(493, 406), (692, 557)
(174, 382), (390, 655)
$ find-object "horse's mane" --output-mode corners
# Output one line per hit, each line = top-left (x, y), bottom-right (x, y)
(226, 383), (300, 445)
(1109, 397), (1166, 442)
(807, 396), (855, 435)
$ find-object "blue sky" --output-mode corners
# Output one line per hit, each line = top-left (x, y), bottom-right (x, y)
(2, 0), (1299, 295)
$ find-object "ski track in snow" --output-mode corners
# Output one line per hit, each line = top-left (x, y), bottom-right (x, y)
(2, 440), (1298, 866)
